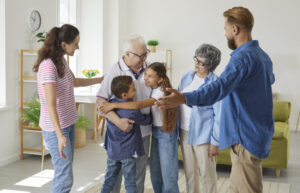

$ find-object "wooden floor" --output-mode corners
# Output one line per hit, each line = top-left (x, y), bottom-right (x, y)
(85, 170), (291, 193)
(0, 131), (299, 193)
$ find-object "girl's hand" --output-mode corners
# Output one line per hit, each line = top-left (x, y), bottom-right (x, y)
(99, 102), (115, 114)
(57, 133), (67, 160)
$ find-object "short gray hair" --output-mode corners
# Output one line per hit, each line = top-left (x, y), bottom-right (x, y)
(195, 44), (221, 72)
(123, 34), (146, 54)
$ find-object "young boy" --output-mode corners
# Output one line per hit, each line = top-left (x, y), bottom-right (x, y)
(100, 75), (152, 193)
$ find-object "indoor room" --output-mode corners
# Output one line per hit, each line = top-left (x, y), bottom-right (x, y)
(0, 0), (300, 193)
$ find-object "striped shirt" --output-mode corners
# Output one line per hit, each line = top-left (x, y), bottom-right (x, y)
(37, 59), (77, 131)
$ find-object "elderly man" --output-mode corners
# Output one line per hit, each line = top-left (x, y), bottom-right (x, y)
(157, 7), (275, 193)
(97, 34), (151, 193)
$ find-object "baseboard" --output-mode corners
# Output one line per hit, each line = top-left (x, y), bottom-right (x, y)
(0, 153), (19, 167)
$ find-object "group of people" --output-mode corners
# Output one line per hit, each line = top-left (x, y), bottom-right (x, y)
(34, 6), (274, 193)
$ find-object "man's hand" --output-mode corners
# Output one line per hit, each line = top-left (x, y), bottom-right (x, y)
(57, 133), (67, 160)
(208, 144), (219, 162)
(155, 88), (186, 109)
(99, 101), (115, 114)
(117, 118), (134, 133)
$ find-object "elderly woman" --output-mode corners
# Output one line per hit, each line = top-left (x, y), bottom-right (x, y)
(177, 44), (221, 193)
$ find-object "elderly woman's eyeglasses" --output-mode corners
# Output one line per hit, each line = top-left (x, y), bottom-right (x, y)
(129, 49), (150, 59)
(193, 56), (205, 66)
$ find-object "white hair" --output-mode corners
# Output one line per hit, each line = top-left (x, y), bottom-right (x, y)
(123, 34), (146, 54)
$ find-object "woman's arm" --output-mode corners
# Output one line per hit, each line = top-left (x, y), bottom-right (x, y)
(44, 83), (67, 159)
(100, 98), (156, 114)
(70, 69), (104, 87)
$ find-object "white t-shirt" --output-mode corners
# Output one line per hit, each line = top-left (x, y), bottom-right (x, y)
(180, 74), (205, 131)
(151, 86), (164, 127)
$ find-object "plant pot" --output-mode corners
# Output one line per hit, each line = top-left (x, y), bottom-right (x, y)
(148, 45), (157, 53)
(75, 129), (86, 148)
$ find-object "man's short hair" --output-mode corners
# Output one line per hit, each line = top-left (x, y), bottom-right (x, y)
(122, 34), (146, 54)
(111, 75), (133, 98)
(223, 7), (254, 32)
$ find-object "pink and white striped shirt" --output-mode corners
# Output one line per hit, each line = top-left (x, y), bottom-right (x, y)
(37, 59), (78, 131)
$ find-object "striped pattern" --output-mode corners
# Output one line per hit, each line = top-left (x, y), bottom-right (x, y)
(85, 169), (291, 193)
(37, 59), (77, 131)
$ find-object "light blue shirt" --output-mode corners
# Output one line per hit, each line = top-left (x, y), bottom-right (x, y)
(177, 71), (221, 146)
(184, 40), (275, 159)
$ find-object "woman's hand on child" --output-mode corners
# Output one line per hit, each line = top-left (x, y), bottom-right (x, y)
(99, 101), (114, 114)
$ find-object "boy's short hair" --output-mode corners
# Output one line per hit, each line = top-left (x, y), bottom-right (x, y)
(111, 75), (133, 98)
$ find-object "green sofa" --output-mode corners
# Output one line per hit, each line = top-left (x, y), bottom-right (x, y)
(178, 101), (291, 178)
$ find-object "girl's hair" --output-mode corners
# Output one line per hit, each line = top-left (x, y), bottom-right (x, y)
(33, 24), (79, 78)
(148, 62), (177, 133)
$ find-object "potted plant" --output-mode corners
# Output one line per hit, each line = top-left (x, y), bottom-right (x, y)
(35, 31), (47, 43)
(147, 40), (159, 53)
(23, 95), (40, 127)
(75, 113), (91, 148)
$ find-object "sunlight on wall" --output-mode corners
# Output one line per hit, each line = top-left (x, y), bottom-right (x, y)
(15, 169), (54, 188)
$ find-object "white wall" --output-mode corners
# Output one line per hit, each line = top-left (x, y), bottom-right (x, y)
(0, 0), (5, 106)
(0, 0), (57, 166)
(115, 0), (300, 130)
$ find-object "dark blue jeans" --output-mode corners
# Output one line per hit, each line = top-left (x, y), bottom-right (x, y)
(42, 124), (75, 193)
(150, 126), (179, 193)
(101, 158), (137, 193)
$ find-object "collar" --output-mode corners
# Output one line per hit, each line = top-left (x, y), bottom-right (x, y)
(231, 40), (259, 56)
(118, 57), (147, 79)
(187, 71), (214, 83)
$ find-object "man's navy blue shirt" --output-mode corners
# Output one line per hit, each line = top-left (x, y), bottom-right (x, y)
(184, 40), (275, 159)
(104, 98), (152, 160)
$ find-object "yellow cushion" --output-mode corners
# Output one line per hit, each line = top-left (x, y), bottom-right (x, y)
(273, 122), (289, 139)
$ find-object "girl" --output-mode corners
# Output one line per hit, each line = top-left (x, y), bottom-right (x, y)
(100, 62), (179, 193)
(33, 24), (103, 193)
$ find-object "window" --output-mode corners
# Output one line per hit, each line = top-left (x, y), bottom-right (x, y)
(58, 0), (103, 94)
(58, 0), (79, 76)
(0, 0), (6, 107)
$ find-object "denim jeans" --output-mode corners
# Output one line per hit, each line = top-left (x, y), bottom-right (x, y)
(150, 126), (179, 193)
(111, 135), (150, 193)
(101, 158), (137, 193)
(42, 124), (75, 193)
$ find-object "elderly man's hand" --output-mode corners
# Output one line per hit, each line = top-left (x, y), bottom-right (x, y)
(117, 118), (134, 133)
(155, 88), (186, 109)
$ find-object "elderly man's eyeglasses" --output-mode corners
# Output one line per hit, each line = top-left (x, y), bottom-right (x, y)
(193, 56), (205, 66)
(129, 49), (150, 59)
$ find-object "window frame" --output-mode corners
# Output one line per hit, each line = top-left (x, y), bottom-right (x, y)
(57, 0), (80, 76)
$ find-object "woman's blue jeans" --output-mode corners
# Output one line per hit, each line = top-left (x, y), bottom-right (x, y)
(42, 124), (75, 193)
(150, 126), (179, 193)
